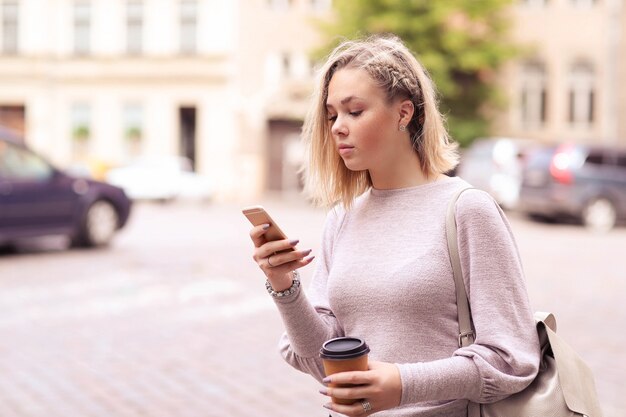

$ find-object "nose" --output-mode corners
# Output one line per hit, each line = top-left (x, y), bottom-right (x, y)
(331, 115), (348, 137)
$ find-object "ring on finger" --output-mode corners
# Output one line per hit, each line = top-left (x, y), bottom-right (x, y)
(267, 255), (275, 267)
(361, 400), (372, 413)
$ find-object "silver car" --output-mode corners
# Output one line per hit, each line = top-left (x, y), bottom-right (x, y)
(457, 137), (538, 210)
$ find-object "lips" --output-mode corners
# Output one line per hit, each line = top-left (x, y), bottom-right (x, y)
(338, 144), (354, 156)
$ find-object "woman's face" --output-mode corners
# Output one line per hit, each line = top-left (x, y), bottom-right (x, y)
(326, 67), (406, 174)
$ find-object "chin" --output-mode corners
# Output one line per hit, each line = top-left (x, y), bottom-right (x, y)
(343, 163), (367, 172)
(341, 159), (359, 171)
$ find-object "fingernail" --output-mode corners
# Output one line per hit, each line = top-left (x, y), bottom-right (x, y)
(262, 224), (270, 230)
(305, 255), (316, 263)
(319, 388), (328, 395)
(303, 249), (312, 256)
(322, 377), (331, 384)
(323, 404), (332, 410)
(289, 239), (299, 246)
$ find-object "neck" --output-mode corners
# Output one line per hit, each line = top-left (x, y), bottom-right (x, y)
(369, 155), (440, 190)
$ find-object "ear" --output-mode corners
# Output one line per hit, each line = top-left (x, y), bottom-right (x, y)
(398, 99), (415, 126)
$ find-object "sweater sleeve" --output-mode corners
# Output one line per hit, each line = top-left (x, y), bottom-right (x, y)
(397, 189), (540, 405)
(453, 190), (540, 402)
(272, 207), (346, 383)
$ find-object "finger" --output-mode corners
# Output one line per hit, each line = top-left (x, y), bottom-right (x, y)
(324, 370), (374, 387)
(321, 385), (370, 402)
(265, 248), (312, 268)
(249, 224), (271, 247)
(261, 253), (314, 275)
(257, 238), (300, 259)
(323, 401), (366, 417)
(277, 255), (316, 272)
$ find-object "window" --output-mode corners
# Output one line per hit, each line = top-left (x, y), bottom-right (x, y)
(310, 0), (331, 11)
(71, 103), (91, 143)
(571, 0), (595, 8)
(0, 142), (52, 180)
(568, 62), (595, 126)
(265, 51), (314, 84)
(2, 1), (18, 54)
(123, 104), (143, 137)
(264, 52), (281, 85)
(520, 62), (547, 128)
(267, 0), (293, 11)
(127, 1), (143, 55)
(281, 52), (291, 78)
(290, 52), (313, 79)
(521, 0), (548, 7)
(123, 104), (143, 154)
(180, 0), (197, 54)
(585, 152), (604, 166)
(73, 2), (91, 55)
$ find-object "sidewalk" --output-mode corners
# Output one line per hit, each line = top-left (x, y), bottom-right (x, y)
(0, 198), (623, 416)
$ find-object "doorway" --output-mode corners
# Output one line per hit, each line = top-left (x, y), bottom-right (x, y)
(267, 119), (304, 192)
(178, 106), (197, 170)
(0, 105), (26, 139)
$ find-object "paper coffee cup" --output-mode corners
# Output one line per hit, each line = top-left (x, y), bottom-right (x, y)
(320, 337), (370, 405)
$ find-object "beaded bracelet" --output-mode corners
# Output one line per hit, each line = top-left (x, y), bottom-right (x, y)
(265, 270), (301, 298)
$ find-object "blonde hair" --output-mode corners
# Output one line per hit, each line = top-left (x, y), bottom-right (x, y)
(302, 34), (459, 208)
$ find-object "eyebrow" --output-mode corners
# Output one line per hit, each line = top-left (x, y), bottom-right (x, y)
(326, 95), (364, 109)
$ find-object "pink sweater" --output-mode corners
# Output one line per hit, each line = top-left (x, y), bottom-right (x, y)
(273, 176), (540, 417)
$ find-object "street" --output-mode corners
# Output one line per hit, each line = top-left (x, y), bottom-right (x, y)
(0, 197), (624, 417)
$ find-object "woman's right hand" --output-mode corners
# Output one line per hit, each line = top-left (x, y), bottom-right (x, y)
(249, 223), (314, 291)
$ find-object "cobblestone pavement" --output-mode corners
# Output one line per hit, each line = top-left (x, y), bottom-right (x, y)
(0, 197), (624, 417)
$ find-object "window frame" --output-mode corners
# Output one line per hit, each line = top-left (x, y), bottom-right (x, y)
(519, 61), (548, 128)
(567, 62), (595, 127)
(2, 1), (19, 54)
(179, 0), (197, 55)
(73, 1), (91, 56)
(126, 0), (143, 55)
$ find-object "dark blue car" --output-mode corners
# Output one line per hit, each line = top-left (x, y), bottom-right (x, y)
(519, 143), (626, 231)
(0, 128), (132, 247)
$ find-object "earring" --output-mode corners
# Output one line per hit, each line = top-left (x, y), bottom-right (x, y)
(399, 125), (406, 132)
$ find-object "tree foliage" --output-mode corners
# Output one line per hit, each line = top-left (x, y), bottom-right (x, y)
(318, 0), (519, 146)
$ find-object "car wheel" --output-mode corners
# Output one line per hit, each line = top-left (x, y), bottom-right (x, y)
(582, 197), (617, 232)
(74, 200), (119, 247)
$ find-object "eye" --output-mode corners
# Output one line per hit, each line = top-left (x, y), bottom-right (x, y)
(327, 115), (337, 122)
(349, 110), (362, 117)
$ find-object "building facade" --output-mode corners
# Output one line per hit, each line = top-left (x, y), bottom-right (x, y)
(0, 0), (623, 201)
(496, 0), (625, 146)
(0, 0), (328, 201)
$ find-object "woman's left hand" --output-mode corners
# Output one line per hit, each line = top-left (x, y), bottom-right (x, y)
(320, 361), (402, 416)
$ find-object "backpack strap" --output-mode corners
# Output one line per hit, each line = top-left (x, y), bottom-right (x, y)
(445, 187), (476, 347)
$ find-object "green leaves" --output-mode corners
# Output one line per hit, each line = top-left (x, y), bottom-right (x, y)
(320, 0), (519, 146)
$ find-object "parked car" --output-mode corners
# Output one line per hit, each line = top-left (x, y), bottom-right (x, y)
(518, 143), (626, 231)
(105, 155), (213, 202)
(0, 130), (132, 247)
(457, 137), (538, 209)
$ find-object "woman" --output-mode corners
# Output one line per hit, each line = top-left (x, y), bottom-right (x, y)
(248, 34), (539, 417)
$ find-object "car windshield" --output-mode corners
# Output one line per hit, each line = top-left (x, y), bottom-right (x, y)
(0, 141), (53, 180)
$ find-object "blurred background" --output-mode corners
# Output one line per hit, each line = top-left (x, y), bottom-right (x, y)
(0, 0), (625, 416)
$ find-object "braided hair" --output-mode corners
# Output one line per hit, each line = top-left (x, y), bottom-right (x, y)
(303, 34), (459, 208)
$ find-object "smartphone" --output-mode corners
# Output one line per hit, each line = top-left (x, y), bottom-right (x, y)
(242, 205), (294, 251)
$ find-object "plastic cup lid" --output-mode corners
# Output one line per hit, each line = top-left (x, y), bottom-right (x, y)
(320, 337), (370, 360)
